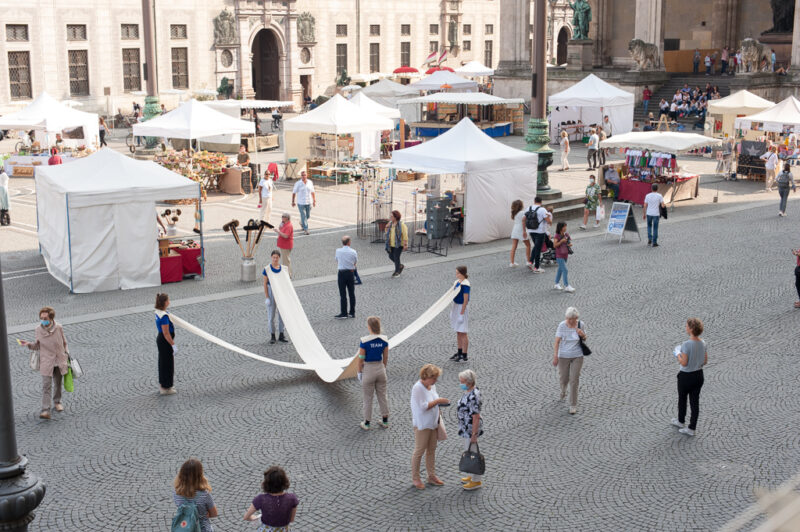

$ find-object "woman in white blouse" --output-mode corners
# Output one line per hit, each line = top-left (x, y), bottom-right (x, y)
(410, 364), (450, 490)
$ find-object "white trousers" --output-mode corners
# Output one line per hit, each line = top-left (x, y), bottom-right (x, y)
(259, 196), (273, 223)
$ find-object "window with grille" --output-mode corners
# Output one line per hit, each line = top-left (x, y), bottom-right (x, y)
(485, 24), (494, 35)
(336, 43), (347, 75)
(483, 40), (493, 68)
(67, 24), (87, 41)
(336, 24), (347, 37)
(463, 24), (471, 35)
(401, 24), (411, 36)
(170, 24), (187, 39)
(121, 24), (139, 40)
(68, 50), (89, 96)
(400, 42), (410, 67)
(429, 41), (438, 54)
(122, 48), (141, 92)
(429, 24), (438, 35)
(8, 51), (32, 100)
(171, 47), (188, 88)
(463, 40), (471, 51)
(369, 43), (380, 73)
(6, 24), (28, 42)
(369, 25), (380, 36)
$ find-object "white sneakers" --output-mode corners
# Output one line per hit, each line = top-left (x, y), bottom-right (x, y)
(532, 268), (545, 273)
(579, 224), (587, 230)
(554, 283), (564, 290)
(670, 418), (684, 428)
(671, 418), (695, 436)
(510, 262), (519, 267)
(564, 285), (575, 293)
(568, 406), (577, 415)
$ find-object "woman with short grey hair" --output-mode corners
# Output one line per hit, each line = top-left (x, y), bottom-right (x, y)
(553, 307), (587, 415)
(456, 369), (483, 490)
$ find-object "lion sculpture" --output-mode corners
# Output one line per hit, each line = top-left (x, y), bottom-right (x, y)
(741, 38), (770, 72)
(628, 39), (661, 71)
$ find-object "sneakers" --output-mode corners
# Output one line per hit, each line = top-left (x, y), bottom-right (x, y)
(564, 285), (575, 293)
(379, 420), (389, 429)
(593, 222), (600, 228)
(360, 421), (370, 430)
(532, 268), (545, 274)
(579, 224), (587, 230)
(527, 262), (533, 270)
(670, 418), (685, 428)
(391, 272), (400, 278)
(461, 476), (472, 483)
(652, 243), (659, 247)
(678, 427), (695, 436)
(348, 314), (356, 319)
(568, 406), (577, 415)
(510, 262), (518, 267)
(463, 481), (482, 490)
(398, 264), (405, 275)
(269, 334), (277, 345)
(278, 333), (288, 343)
(459, 353), (468, 362)
(647, 239), (652, 246)
(334, 314), (348, 319)
(554, 283), (564, 290)
(54, 403), (64, 412)
(450, 352), (462, 360)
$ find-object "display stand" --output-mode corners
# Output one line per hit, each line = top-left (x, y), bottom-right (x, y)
(605, 202), (641, 243)
(356, 165), (394, 243)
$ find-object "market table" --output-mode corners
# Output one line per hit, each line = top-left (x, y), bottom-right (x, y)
(159, 252), (183, 284)
(617, 176), (699, 205)
(4, 154), (76, 177)
(174, 247), (202, 276)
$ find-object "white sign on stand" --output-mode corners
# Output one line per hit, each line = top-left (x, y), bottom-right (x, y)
(605, 201), (641, 243)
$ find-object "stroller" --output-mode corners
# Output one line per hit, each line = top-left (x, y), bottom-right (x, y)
(539, 237), (557, 266)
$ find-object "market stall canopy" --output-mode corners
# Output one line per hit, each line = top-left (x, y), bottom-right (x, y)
(455, 61), (494, 76)
(351, 72), (385, 83)
(348, 92), (401, 119)
(36, 148), (200, 293)
(283, 94), (394, 134)
(599, 131), (722, 152)
(734, 96), (800, 132)
(409, 71), (478, 91)
(400, 92), (523, 106)
(132, 99), (255, 139)
(707, 90), (774, 116)
(361, 79), (419, 98)
(340, 85), (362, 92)
(391, 117), (536, 173)
(206, 99), (294, 111)
(548, 74), (634, 107)
(0, 92), (98, 134)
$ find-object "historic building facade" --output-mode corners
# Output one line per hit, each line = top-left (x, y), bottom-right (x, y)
(0, 0), (501, 113)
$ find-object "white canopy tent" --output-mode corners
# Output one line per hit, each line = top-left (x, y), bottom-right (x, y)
(455, 61), (494, 77)
(400, 93), (523, 105)
(0, 92), (99, 147)
(391, 118), (538, 243)
(548, 74), (634, 140)
(205, 99), (294, 111)
(349, 92), (401, 119)
(409, 71), (478, 91)
(36, 148), (201, 293)
(706, 90), (774, 139)
(360, 79), (420, 123)
(734, 96), (800, 133)
(132, 99), (255, 139)
(600, 131), (722, 152)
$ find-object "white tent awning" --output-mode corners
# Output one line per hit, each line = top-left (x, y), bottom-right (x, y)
(707, 90), (774, 116)
(349, 92), (401, 119)
(400, 92), (523, 106)
(0, 92), (99, 145)
(599, 131), (722, 153)
(132, 99), (255, 139)
(734, 96), (800, 132)
(206, 99), (294, 111)
(409, 71), (478, 91)
(548, 74), (634, 107)
(284, 94), (394, 134)
(360, 79), (419, 98)
(455, 61), (494, 77)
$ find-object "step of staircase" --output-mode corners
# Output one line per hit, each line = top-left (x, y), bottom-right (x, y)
(543, 195), (585, 222)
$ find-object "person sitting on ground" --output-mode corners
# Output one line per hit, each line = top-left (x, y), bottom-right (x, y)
(643, 120), (654, 132)
(243, 466), (299, 530)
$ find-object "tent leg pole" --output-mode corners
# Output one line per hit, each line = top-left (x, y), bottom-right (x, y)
(66, 194), (74, 293)
(198, 185), (205, 279)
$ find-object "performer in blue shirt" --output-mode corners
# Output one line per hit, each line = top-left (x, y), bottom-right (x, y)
(154, 293), (177, 395)
(357, 316), (390, 430)
(449, 266), (471, 362)
(263, 250), (289, 345)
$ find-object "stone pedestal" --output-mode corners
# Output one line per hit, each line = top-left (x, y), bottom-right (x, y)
(566, 40), (593, 71)
(759, 32), (793, 68)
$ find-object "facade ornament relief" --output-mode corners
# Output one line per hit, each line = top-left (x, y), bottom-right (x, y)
(213, 9), (237, 45)
(297, 12), (315, 43)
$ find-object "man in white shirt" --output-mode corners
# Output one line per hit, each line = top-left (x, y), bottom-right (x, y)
(642, 184), (666, 247)
(256, 171), (274, 223)
(334, 235), (358, 319)
(526, 196), (553, 272)
(291, 171), (316, 234)
(760, 146), (779, 192)
(586, 128), (599, 170)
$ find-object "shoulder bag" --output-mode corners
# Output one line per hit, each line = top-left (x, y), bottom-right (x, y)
(459, 442), (486, 475)
(29, 349), (40, 372)
(436, 414), (447, 441)
(578, 321), (592, 356)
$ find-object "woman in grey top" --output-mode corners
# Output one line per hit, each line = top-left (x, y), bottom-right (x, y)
(553, 307), (587, 415)
(671, 318), (708, 436)
(776, 163), (796, 217)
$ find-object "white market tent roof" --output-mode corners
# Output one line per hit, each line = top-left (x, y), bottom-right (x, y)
(36, 148), (201, 293)
(599, 131), (722, 153)
(548, 74), (634, 107)
(391, 117), (537, 173)
(0, 92), (98, 133)
(284, 94), (394, 134)
(455, 61), (494, 77)
(360, 78), (419, 98)
(707, 90), (774, 116)
(409, 71), (478, 91)
(400, 92), (523, 106)
(734, 96), (800, 132)
(132, 99), (255, 139)
(206, 99), (294, 111)
(348, 92), (401, 119)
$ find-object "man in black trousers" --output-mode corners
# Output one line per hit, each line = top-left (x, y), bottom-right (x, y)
(334, 236), (358, 319)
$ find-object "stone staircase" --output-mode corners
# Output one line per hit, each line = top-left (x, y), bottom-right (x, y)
(539, 188), (586, 222)
(634, 73), (736, 129)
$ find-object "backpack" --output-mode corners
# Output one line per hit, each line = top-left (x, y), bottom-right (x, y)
(172, 501), (201, 532)
(524, 206), (541, 230)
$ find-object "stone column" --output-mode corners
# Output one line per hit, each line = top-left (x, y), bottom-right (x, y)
(792, 0), (800, 67)
(710, 0), (739, 49)
(495, 0), (531, 75)
(634, 0), (665, 57)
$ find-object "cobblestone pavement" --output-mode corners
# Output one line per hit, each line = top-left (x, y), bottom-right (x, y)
(5, 198), (800, 531)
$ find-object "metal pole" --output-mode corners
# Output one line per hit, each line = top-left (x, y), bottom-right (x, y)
(0, 255), (46, 531)
(141, 0), (160, 148)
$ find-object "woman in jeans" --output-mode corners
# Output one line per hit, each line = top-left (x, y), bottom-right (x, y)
(457, 369), (483, 491)
(244, 466), (299, 531)
(552, 307), (587, 415)
(358, 316), (390, 430)
(21, 306), (69, 419)
(671, 318), (708, 436)
(173, 458), (218, 532)
(410, 364), (449, 490)
(552, 222), (574, 293)
(776, 163), (796, 217)
(386, 210), (408, 277)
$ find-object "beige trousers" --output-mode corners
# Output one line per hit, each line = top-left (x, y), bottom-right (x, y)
(280, 248), (292, 278)
(411, 428), (438, 481)
(258, 196), (273, 223)
(361, 362), (388, 421)
(558, 356), (584, 407)
(42, 367), (63, 411)
(766, 167), (777, 191)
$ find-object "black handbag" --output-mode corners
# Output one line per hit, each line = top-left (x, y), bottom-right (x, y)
(459, 442), (486, 475)
(578, 321), (591, 356)
(660, 204), (668, 219)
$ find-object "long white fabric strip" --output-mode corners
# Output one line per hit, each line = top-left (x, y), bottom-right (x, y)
(171, 270), (458, 383)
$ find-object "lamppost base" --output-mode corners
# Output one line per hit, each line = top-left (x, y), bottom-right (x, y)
(143, 95), (161, 149)
(524, 117), (556, 193)
(0, 457), (46, 532)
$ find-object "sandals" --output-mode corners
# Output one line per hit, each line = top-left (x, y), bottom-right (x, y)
(427, 477), (445, 486)
(412, 480), (425, 490)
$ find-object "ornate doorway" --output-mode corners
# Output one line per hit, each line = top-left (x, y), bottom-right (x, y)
(252, 29), (280, 100)
(556, 27), (570, 66)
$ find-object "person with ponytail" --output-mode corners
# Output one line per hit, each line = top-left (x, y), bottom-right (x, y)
(155, 293), (177, 395)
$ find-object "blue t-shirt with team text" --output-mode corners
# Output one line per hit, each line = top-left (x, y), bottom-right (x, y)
(453, 280), (471, 304)
(359, 335), (389, 362)
(155, 312), (173, 336)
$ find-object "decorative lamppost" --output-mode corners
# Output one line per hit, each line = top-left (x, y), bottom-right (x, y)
(524, 0), (555, 192)
(0, 255), (45, 531)
(141, 0), (161, 148)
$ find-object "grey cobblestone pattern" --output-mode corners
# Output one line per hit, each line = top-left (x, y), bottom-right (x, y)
(5, 201), (800, 531)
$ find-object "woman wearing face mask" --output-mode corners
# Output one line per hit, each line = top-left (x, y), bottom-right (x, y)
(20, 307), (70, 419)
(456, 369), (483, 490)
(579, 175), (602, 230)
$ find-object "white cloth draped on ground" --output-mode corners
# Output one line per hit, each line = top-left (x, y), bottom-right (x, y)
(171, 270), (459, 383)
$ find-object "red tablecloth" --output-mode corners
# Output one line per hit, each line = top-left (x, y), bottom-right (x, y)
(159, 254), (183, 284)
(175, 247), (202, 276)
(617, 180), (654, 205)
(617, 177), (699, 206)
